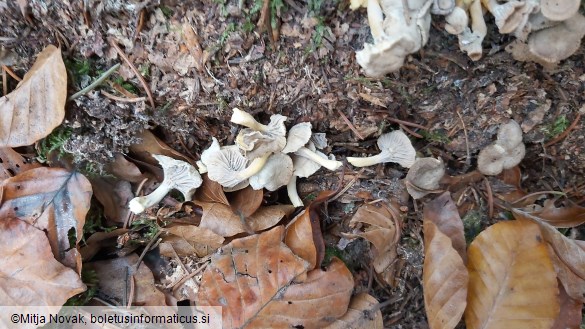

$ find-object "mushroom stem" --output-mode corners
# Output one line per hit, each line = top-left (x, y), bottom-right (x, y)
(231, 108), (269, 132)
(367, 0), (385, 40)
(296, 147), (342, 171)
(287, 176), (304, 207)
(236, 153), (271, 180)
(347, 152), (386, 167)
(129, 180), (173, 214)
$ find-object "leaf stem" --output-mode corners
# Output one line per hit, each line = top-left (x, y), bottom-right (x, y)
(67, 63), (120, 101)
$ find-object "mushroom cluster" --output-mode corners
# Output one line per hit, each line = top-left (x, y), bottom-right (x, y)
(351, 0), (585, 75)
(477, 119), (526, 176)
(199, 108), (342, 207)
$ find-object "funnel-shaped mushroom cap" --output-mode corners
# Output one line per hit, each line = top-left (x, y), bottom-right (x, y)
(477, 143), (525, 175)
(484, 0), (526, 34)
(445, 7), (469, 35)
(527, 13), (585, 66)
(249, 153), (294, 191)
(282, 122), (313, 153)
(235, 113), (287, 159)
(501, 143), (526, 168)
(405, 157), (445, 199)
(541, 0), (580, 21)
(347, 130), (416, 168)
(496, 119), (523, 150)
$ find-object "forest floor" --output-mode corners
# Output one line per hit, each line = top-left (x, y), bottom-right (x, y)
(1, 0), (584, 327)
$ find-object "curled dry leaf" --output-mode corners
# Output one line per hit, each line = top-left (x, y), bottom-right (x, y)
(423, 192), (466, 262)
(90, 178), (133, 224)
(0, 147), (41, 179)
(0, 168), (92, 272)
(423, 221), (468, 329)
(84, 253), (166, 306)
(228, 185), (263, 217)
(80, 228), (129, 261)
(0, 45), (66, 147)
(106, 153), (146, 183)
(0, 217), (86, 306)
(526, 199), (585, 228)
(548, 241), (585, 303)
(324, 293), (383, 329)
(196, 226), (354, 328)
(161, 225), (224, 257)
(194, 174), (230, 205)
(129, 130), (195, 166)
(551, 280), (582, 329)
(465, 219), (559, 329)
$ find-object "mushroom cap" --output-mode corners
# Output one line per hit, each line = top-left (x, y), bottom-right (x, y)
(489, 0), (526, 34)
(445, 7), (469, 35)
(249, 153), (293, 191)
(496, 119), (523, 150)
(502, 143), (526, 169)
(541, 0), (580, 21)
(152, 154), (202, 201)
(235, 114), (288, 159)
(477, 144), (507, 175)
(311, 133), (328, 149)
(292, 143), (326, 177)
(356, 37), (413, 77)
(201, 138), (249, 188)
(431, 0), (455, 16)
(377, 130), (416, 168)
(282, 122), (312, 153)
(405, 157), (445, 199)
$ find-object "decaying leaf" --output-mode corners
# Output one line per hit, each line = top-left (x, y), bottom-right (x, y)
(129, 130), (195, 166)
(0, 147), (40, 179)
(106, 153), (146, 183)
(423, 192), (466, 262)
(229, 186), (263, 217)
(0, 45), (66, 147)
(80, 228), (129, 261)
(423, 221), (468, 329)
(0, 217), (86, 305)
(465, 219), (559, 329)
(0, 168), (92, 272)
(85, 254), (166, 306)
(90, 177), (133, 224)
(526, 199), (585, 228)
(551, 280), (582, 329)
(196, 226), (354, 328)
(548, 241), (585, 303)
(194, 174), (230, 205)
(324, 293), (383, 329)
(161, 225), (224, 257)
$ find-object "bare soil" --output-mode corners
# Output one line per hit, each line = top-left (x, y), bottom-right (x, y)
(2, 0), (584, 327)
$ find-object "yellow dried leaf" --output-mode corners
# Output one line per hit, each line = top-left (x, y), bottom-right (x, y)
(324, 293), (383, 329)
(0, 45), (66, 147)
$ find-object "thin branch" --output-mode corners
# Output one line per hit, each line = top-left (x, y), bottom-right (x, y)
(109, 40), (155, 108)
(68, 63), (121, 101)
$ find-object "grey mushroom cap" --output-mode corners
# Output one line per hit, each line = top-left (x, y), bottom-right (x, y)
(405, 157), (445, 199)
(152, 154), (203, 200)
(501, 143), (526, 169)
(347, 130), (416, 168)
(235, 114), (288, 159)
(282, 122), (313, 153)
(496, 120), (523, 150)
(540, 0), (580, 21)
(477, 143), (525, 176)
(249, 153), (294, 191)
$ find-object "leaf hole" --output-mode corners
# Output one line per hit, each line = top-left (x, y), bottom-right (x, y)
(13, 207), (18, 211)
(16, 185), (21, 190)
(268, 269), (272, 274)
(288, 301), (292, 304)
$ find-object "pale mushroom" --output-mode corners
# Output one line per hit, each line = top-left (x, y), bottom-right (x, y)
(496, 119), (523, 150)
(477, 120), (526, 176)
(432, 0), (456, 16)
(347, 130), (416, 168)
(282, 122), (342, 171)
(355, 0), (432, 77)
(482, 0), (525, 33)
(287, 143), (330, 207)
(128, 155), (202, 214)
(457, 0), (487, 60)
(405, 157), (446, 199)
(232, 108), (287, 159)
(200, 137), (270, 189)
(445, 7), (469, 35)
(540, 0), (580, 21)
(249, 153), (293, 191)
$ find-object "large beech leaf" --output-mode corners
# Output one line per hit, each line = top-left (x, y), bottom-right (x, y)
(196, 226), (354, 328)
(465, 219), (559, 329)
(0, 45), (66, 147)
(551, 280), (582, 329)
(0, 147), (41, 179)
(324, 293), (383, 329)
(423, 221), (468, 329)
(423, 192), (466, 262)
(0, 167), (92, 272)
(526, 199), (585, 228)
(0, 217), (86, 305)
(161, 224), (224, 257)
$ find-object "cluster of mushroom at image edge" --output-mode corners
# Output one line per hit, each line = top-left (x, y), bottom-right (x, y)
(350, 0), (585, 77)
(128, 109), (526, 213)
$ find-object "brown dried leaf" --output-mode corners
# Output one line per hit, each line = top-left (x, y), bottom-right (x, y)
(324, 293), (383, 329)
(248, 204), (293, 231)
(85, 254), (166, 306)
(162, 225), (224, 257)
(194, 174), (229, 205)
(423, 221), (468, 329)
(196, 226), (354, 328)
(0, 217), (86, 305)
(229, 185), (263, 217)
(359, 93), (387, 108)
(0, 147), (40, 179)
(548, 242), (585, 303)
(0, 45), (66, 147)
(80, 228), (129, 261)
(285, 209), (319, 270)
(423, 192), (466, 262)
(465, 220), (559, 329)
(527, 199), (585, 228)
(129, 130), (194, 166)
(0, 168), (92, 272)
(551, 280), (582, 329)
(106, 153), (146, 183)
(90, 178), (132, 225)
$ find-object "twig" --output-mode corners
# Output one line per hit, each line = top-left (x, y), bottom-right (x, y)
(337, 109), (364, 140)
(171, 261), (210, 293)
(133, 9), (146, 40)
(109, 40), (156, 108)
(1, 67), (6, 96)
(483, 177), (494, 218)
(101, 90), (146, 103)
(134, 230), (162, 272)
(68, 63), (121, 101)
(456, 110), (471, 171)
(399, 124), (423, 138)
(544, 112), (582, 148)
(127, 274), (135, 308)
(509, 190), (566, 206)
(1, 65), (22, 81)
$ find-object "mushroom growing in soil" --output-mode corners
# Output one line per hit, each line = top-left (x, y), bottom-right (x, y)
(200, 137), (270, 189)
(129, 155), (202, 214)
(540, 0), (581, 22)
(354, 0), (432, 77)
(457, 0), (487, 60)
(232, 108), (287, 159)
(477, 120), (526, 176)
(405, 157), (446, 199)
(282, 122), (342, 171)
(249, 153), (294, 191)
(287, 143), (333, 207)
(347, 130), (416, 168)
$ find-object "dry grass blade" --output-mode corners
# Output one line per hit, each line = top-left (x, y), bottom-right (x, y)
(0, 45), (66, 147)
(465, 219), (559, 329)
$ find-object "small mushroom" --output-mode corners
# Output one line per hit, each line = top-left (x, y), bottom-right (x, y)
(405, 157), (445, 199)
(287, 143), (330, 207)
(200, 137), (270, 189)
(540, 0), (580, 21)
(128, 155), (202, 214)
(432, 0), (456, 16)
(249, 153), (294, 191)
(457, 0), (487, 60)
(481, 0), (525, 33)
(232, 108), (287, 159)
(496, 119), (523, 150)
(282, 122), (342, 171)
(477, 120), (526, 176)
(347, 130), (416, 168)
(445, 7), (469, 35)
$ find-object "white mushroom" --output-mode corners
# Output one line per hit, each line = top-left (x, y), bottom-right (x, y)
(282, 122), (342, 171)
(249, 153), (294, 191)
(347, 130), (416, 168)
(457, 0), (487, 61)
(405, 157), (445, 199)
(128, 155), (202, 214)
(477, 119), (526, 176)
(445, 7), (469, 35)
(232, 108), (287, 159)
(287, 143), (331, 207)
